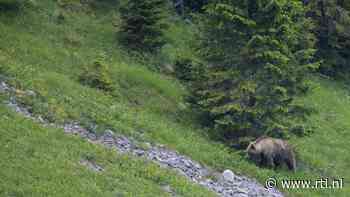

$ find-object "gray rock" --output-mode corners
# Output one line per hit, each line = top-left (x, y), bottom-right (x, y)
(133, 149), (145, 156)
(161, 185), (176, 196)
(101, 133), (115, 148)
(0, 81), (9, 92)
(26, 90), (36, 96)
(37, 115), (46, 123)
(87, 133), (97, 141)
(235, 188), (248, 194)
(80, 160), (104, 172)
(104, 129), (114, 137)
(222, 169), (235, 183)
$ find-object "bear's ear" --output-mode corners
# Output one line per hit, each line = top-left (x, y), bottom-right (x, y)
(251, 144), (256, 150)
(246, 143), (256, 152)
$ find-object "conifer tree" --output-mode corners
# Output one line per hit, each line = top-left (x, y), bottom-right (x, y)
(119, 0), (168, 53)
(184, 0), (209, 12)
(305, 0), (350, 77)
(191, 0), (318, 139)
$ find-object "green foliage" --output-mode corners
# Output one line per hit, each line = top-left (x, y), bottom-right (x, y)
(172, 0), (209, 14)
(184, 0), (209, 12)
(0, 0), (23, 5)
(118, 0), (169, 53)
(0, 0), (27, 9)
(190, 0), (318, 139)
(306, 0), (350, 77)
(79, 57), (115, 92)
(174, 56), (204, 82)
(56, 0), (81, 9)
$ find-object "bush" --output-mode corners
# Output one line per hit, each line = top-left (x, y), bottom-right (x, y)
(79, 58), (114, 92)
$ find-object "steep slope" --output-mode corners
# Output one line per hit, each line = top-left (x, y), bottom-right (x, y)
(0, 80), (283, 197)
(289, 77), (350, 196)
(0, 98), (216, 196)
(0, 1), (349, 197)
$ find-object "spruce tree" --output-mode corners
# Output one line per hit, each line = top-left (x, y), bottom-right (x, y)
(184, 0), (209, 12)
(119, 0), (168, 53)
(191, 0), (318, 139)
(305, 0), (350, 77)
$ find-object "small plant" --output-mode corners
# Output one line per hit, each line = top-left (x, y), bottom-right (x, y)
(79, 58), (114, 92)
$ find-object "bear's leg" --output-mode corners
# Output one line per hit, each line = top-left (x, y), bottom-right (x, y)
(273, 157), (282, 169)
(286, 158), (296, 172)
(266, 155), (275, 169)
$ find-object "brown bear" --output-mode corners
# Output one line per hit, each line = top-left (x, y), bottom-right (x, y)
(246, 136), (296, 172)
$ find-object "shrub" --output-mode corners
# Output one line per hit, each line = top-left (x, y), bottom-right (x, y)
(79, 58), (114, 92)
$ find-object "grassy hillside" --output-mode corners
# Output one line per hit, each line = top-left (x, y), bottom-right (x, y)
(0, 101), (216, 196)
(289, 77), (350, 195)
(0, 1), (348, 196)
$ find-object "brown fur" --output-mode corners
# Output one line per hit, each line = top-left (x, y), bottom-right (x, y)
(246, 137), (296, 172)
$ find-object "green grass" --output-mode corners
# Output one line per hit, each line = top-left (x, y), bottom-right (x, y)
(288, 77), (350, 195)
(0, 102), (215, 197)
(0, 1), (349, 196)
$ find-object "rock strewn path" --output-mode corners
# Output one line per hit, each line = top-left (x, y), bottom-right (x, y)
(0, 81), (283, 197)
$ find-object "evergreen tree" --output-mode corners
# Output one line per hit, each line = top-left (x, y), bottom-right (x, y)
(191, 0), (317, 139)
(118, 0), (168, 53)
(305, 0), (350, 77)
(172, 0), (209, 14)
(184, 0), (209, 12)
(0, 0), (26, 9)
